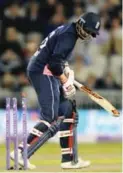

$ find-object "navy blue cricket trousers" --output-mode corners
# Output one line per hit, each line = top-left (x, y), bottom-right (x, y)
(27, 71), (61, 123)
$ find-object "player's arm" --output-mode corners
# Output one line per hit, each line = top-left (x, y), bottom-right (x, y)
(48, 33), (76, 98)
(48, 33), (76, 75)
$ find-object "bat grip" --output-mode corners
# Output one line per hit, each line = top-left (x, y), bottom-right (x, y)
(74, 80), (83, 88)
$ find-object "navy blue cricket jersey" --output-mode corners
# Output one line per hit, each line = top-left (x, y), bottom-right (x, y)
(27, 23), (78, 76)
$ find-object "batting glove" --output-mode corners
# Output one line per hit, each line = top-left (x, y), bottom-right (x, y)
(62, 77), (76, 99)
(64, 62), (74, 83)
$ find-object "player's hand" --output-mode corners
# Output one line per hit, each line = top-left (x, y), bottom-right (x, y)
(62, 77), (76, 99)
(64, 62), (74, 83)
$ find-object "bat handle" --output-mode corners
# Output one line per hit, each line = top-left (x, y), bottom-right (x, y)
(74, 80), (83, 88)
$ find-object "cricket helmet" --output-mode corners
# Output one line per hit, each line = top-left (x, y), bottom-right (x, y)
(76, 12), (101, 39)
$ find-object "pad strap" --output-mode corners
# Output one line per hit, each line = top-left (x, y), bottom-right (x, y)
(58, 130), (73, 138)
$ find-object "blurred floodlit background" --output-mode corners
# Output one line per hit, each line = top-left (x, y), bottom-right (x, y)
(0, 0), (122, 172)
(0, 0), (122, 107)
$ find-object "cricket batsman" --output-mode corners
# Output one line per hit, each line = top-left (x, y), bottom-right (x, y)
(10, 12), (101, 169)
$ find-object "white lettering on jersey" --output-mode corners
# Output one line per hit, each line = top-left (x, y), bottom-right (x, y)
(34, 30), (56, 56)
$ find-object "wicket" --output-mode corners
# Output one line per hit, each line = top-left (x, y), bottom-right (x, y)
(6, 97), (28, 170)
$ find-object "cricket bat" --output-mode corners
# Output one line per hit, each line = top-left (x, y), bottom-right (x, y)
(74, 80), (120, 117)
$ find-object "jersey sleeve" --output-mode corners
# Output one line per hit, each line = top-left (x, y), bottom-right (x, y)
(48, 33), (76, 76)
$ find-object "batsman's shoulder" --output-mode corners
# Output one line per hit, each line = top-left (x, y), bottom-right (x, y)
(57, 23), (77, 37)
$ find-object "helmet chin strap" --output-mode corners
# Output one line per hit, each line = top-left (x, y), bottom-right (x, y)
(80, 34), (92, 43)
(76, 22), (92, 42)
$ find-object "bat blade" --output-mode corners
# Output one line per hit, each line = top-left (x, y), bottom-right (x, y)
(74, 80), (120, 117)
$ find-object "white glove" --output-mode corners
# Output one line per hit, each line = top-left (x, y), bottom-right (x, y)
(63, 62), (74, 83)
(62, 77), (76, 99)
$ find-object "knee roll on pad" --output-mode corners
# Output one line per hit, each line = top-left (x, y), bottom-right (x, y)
(30, 120), (50, 135)
(27, 120), (51, 145)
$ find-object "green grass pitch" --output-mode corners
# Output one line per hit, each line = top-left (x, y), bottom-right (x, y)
(0, 142), (122, 172)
